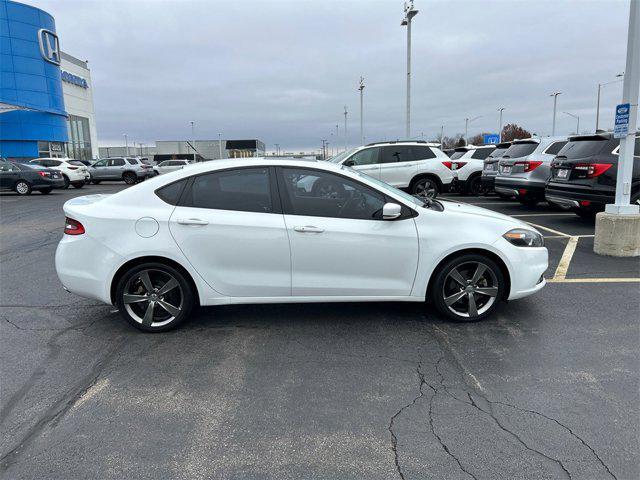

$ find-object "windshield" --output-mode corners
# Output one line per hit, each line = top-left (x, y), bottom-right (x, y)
(341, 165), (424, 207)
(450, 151), (467, 160)
(503, 142), (538, 158)
(488, 147), (508, 159)
(329, 148), (357, 163)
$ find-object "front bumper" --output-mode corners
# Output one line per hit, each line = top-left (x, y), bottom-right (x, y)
(494, 237), (548, 300)
(494, 177), (546, 200)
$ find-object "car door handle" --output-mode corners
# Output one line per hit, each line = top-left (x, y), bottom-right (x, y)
(294, 226), (324, 233)
(177, 218), (209, 226)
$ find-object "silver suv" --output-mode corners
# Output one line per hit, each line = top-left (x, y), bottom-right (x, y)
(494, 136), (568, 206)
(89, 157), (154, 185)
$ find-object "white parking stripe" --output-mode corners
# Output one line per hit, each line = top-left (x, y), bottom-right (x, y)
(511, 213), (576, 217)
(553, 236), (579, 280)
(524, 221), (571, 237)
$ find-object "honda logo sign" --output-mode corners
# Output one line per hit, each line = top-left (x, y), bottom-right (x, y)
(38, 29), (60, 65)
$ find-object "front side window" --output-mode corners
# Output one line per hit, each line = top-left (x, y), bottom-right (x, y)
(93, 160), (107, 167)
(68, 160), (85, 166)
(183, 168), (272, 213)
(281, 167), (386, 220)
(347, 148), (379, 166)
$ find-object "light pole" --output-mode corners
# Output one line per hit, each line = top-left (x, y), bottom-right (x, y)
(464, 116), (482, 145)
(190, 121), (196, 162)
(550, 92), (562, 136)
(358, 76), (365, 146)
(440, 125), (444, 148)
(596, 73), (624, 130)
(218, 132), (223, 159)
(343, 106), (348, 151)
(563, 111), (580, 134)
(401, 0), (418, 139)
(498, 107), (505, 141)
(274, 144), (280, 156)
(123, 134), (128, 156)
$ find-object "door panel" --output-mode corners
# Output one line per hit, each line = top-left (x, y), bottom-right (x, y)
(379, 146), (417, 187)
(345, 147), (381, 179)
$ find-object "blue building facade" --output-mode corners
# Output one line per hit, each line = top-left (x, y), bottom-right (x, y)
(0, 0), (68, 159)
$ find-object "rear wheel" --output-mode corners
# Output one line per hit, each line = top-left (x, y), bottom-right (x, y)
(430, 253), (505, 322)
(115, 263), (195, 332)
(91, 180), (101, 185)
(39, 188), (52, 194)
(15, 180), (32, 195)
(72, 181), (85, 189)
(411, 177), (439, 200)
(465, 175), (482, 195)
(62, 175), (70, 189)
(123, 172), (137, 185)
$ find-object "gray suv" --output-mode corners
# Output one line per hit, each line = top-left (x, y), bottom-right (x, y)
(494, 136), (568, 206)
(89, 157), (154, 185)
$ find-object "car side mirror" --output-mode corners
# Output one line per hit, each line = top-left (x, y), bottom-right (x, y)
(343, 160), (355, 167)
(382, 202), (402, 220)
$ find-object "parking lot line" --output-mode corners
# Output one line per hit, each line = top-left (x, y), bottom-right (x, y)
(524, 222), (571, 237)
(511, 213), (576, 217)
(553, 236), (579, 280)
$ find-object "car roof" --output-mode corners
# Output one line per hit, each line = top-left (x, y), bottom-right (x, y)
(365, 140), (441, 147)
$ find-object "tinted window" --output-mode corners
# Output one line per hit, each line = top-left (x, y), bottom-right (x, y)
(503, 142), (538, 158)
(348, 148), (379, 166)
(126, 159), (137, 165)
(471, 148), (494, 160)
(156, 179), (188, 205)
(108, 159), (125, 166)
(544, 141), (567, 156)
(412, 146), (436, 160)
(557, 140), (607, 159)
(68, 160), (85, 166)
(488, 147), (509, 159)
(381, 146), (414, 163)
(93, 160), (107, 167)
(450, 151), (466, 160)
(281, 168), (385, 220)
(185, 168), (272, 213)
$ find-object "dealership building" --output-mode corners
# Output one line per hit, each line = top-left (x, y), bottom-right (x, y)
(1, 0), (98, 160)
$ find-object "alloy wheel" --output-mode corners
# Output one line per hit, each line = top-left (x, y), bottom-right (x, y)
(16, 181), (30, 195)
(123, 269), (184, 327)
(442, 261), (498, 318)
(414, 179), (437, 199)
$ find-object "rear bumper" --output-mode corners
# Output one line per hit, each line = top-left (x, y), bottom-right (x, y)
(494, 177), (546, 199)
(545, 183), (612, 211)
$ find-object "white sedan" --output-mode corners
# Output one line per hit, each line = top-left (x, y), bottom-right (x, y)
(154, 159), (193, 175)
(55, 159), (548, 332)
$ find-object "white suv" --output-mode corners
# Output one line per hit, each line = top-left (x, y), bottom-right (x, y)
(329, 141), (454, 199)
(446, 145), (496, 195)
(30, 158), (89, 189)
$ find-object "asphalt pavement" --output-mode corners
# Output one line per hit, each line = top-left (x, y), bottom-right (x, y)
(1, 185), (638, 479)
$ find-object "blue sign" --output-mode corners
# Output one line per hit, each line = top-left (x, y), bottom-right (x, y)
(483, 134), (500, 145)
(614, 103), (630, 139)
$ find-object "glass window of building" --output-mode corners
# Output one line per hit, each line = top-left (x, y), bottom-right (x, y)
(66, 115), (93, 160)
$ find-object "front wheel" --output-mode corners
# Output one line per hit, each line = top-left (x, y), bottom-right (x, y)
(115, 263), (195, 332)
(15, 180), (32, 195)
(411, 177), (439, 200)
(430, 254), (505, 322)
(72, 181), (85, 189)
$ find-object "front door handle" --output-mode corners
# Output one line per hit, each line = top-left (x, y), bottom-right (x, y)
(177, 218), (209, 226)
(294, 226), (324, 233)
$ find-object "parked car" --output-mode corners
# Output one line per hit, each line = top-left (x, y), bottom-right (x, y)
(494, 136), (568, 206)
(443, 149), (455, 157)
(0, 159), (64, 194)
(445, 145), (496, 195)
(154, 159), (194, 176)
(88, 157), (154, 184)
(481, 142), (512, 192)
(56, 159), (547, 332)
(29, 158), (89, 189)
(328, 140), (454, 199)
(545, 132), (640, 218)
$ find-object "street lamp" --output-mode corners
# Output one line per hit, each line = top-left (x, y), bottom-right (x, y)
(190, 121), (195, 162)
(464, 116), (482, 145)
(218, 132), (223, 159)
(498, 107), (505, 141)
(401, 0), (418, 139)
(358, 76), (365, 146)
(595, 73), (624, 130)
(550, 92), (562, 136)
(563, 111), (580, 134)
(343, 106), (348, 151)
(123, 134), (128, 156)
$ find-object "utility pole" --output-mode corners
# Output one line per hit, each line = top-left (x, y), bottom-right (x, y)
(218, 132), (223, 159)
(358, 76), (365, 146)
(596, 74), (625, 130)
(440, 125), (444, 148)
(464, 116), (482, 145)
(123, 134), (128, 156)
(563, 111), (580, 134)
(498, 107), (505, 141)
(190, 121), (195, 162)
(401, 0), (418, 139)
(550, 92), (562, 136)
(343, 106), (348, 151)
(321, 139), (328, 160)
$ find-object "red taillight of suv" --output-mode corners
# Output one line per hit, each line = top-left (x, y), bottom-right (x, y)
(573, 163), (613, 178)
(37, 171), (50, 177)
(67, 166), (79, 170)
(64, 217), (85, 235)
(514, 160), (543, 172)
(442, 161), (467, 170)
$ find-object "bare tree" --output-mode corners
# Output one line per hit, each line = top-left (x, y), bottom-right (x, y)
(501, 124), (532, 142)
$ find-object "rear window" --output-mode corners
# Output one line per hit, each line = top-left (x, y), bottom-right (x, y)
(450, 151), (466, 160)
(68, 160), (85, 166)
(488, 147), (508, 159)
(471, 148), (494, 160)
(557, 140), (608, 159)
(503, 142), (538, 158)
(156, 179), (188, 205)
(544, 141), (567, 156)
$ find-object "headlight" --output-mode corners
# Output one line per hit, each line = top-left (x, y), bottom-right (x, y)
(503, 228), (544, 247)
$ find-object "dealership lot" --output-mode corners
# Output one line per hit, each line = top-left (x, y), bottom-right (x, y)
(0, 185), (638, 479)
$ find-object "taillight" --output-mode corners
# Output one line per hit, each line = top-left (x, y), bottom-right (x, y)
(573, 163), (612, 178)
(442, 161), (452, 169)
(68, 166), (78, 170)
(442, 161), (467, 170)
(38, 171), (50, 177)
(514, 160), (543, 172)
(64, 217), (85, 235)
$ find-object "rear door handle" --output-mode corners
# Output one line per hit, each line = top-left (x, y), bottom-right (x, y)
(294, 226), (324, 233)
(177, 218), (209, 226)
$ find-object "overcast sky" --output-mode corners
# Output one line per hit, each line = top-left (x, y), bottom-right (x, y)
(31, 0), (632, 152)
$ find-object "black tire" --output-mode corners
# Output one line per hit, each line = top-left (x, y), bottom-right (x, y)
(39, 188), (52, 194)
(123, 172), (137, 185)
(518, 198), (539, 207)
(465, 175), (482, 195)
(411, 177), (440, 200)
(91, 180), (101, 185)
(62, 175), (70, 189)
(430, 253), (505, 322)
(115, 262), (195, 332)
(15, 180), (32, 195)
(574, 209), (596, 220)
(72, 181), (85, 189)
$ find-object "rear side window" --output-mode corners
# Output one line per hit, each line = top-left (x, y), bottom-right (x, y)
(557, 140), (607, 159)
(108, 159), (125, 166)
(503, 142), (538, 158)
(544, 141), (567, 156)
(380, 146), (413, 163)
(156, 179), (188, 205)
(183, 168), (272, 213)
(450, 150), (466, 160)
(68, 160), (84, 166)
(488, 147), (508, 158)
(126, 159), (138, 165)
(412, 146), (436, 160)
(471, 148), (494, 160)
